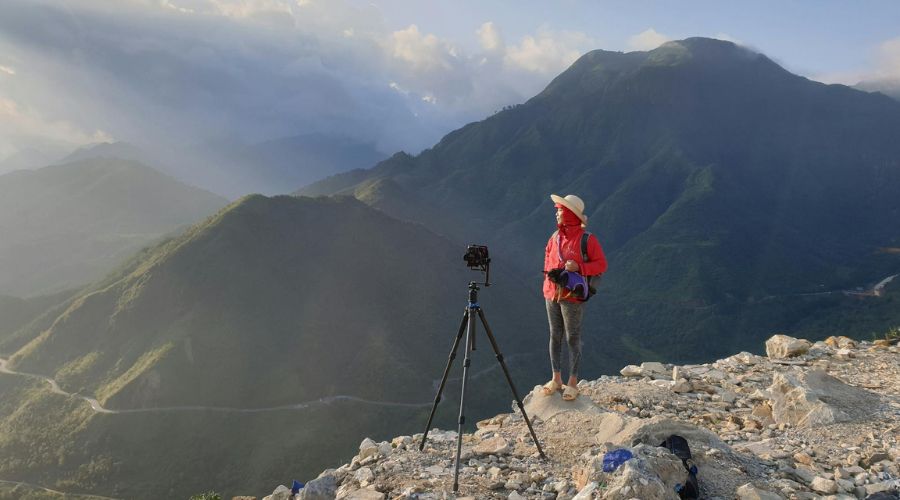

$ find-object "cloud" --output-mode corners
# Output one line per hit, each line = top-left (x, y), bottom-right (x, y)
(627, 28), (670, 51)
(505, 28), (596, 75)
(388, 24), (459, 72)
(0, 0), (597, 159)
(477, 22), (504, 53)
(813, 36), (900, 86)
(873, 37), (900, 80)
(0, 97), (113, 159)
(712, 33), (743, 46)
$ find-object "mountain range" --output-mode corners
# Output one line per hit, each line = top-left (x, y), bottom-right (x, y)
(1, 37), (900, 499)
(0, 158), (228, 297)
(300, 37), (900, 361)
(61, 133), (387, 199)
(0, 195), (546, 498)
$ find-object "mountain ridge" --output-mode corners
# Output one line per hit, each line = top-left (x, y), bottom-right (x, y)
(297, 36), (900, 361)
(0, 157), (228, 297)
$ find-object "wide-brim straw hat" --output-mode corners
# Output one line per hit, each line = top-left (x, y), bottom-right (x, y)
(550, 194), (588, 223)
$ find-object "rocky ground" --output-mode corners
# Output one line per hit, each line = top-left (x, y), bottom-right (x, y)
(259, 335), (899, 500)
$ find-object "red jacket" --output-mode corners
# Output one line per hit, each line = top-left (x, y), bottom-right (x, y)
(543, 227), (608, 302)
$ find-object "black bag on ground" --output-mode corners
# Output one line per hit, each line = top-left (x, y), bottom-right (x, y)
(659, 434), (700, 499)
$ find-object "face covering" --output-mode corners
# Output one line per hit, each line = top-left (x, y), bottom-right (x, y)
(555, 204), (582, 237)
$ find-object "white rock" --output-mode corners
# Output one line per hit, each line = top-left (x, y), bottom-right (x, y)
(810, 476), (838, 494)
(572, 481), (598, 499)
(621, 365), (642, 377)
(640, 361), (668, 379)
(300, 474), (337, 500)
(865, 479), (900, 495)
(768, 369), (874, 427)
(736, 483), (783, 500)
(835, 348), (854, 360)
(765, 334), (812, 359)
(672, 378), (692, 393)
(473, 436), (511, 456)
(651, 379), (673, 389)
(358, 438), (379, 460)
(354, 467), (374, 483)
(264, 485), (292, 500)
(343, 490), (385, 500)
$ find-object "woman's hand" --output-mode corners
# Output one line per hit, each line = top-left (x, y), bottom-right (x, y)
(565, 260), (579, 272)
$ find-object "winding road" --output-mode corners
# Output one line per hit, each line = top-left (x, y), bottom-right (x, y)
(0, 479), (121, 500)
(0, 357), (433, 414)
(758, 272), (899, 301)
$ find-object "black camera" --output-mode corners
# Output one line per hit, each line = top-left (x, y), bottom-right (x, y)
(464, 245), (490, 268)
(464, 244), (491, 286)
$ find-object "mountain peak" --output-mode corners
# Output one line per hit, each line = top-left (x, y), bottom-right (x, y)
(539, 37), (780, 102)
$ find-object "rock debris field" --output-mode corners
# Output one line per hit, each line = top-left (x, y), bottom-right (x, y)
(259, 334), (899, 500)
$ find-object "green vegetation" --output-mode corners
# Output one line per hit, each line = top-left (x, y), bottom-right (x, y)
(877, 325), (900, 342)
(0, 290), (76, 347)
(0, 158), (227, 297)
(4, 37), (900, 500)
(0, 195), (543, 498)
(301, 37), (900, 363)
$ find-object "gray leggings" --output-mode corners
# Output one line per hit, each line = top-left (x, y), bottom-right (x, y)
(546, 299), (584, 378)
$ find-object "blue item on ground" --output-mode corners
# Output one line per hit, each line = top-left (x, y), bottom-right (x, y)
(601, 449), (633, 472)
(291, 480), (304, 494)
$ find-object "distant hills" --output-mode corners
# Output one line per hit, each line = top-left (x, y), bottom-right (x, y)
(0, 195), (546, 498)
(3, 37), (900, 499)
(0, 158), (228, 297)
(62, 133), (387, 199)
(208, 133), (387, 197)
(301, 37), (900, 360)
(5, 195), (540, 408)
(0, 147), (62, 175)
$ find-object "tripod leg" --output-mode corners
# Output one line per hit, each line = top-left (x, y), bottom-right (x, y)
(453, 308), (476, 492)
(476, 308), (547, 460)
(419, 310), (469, 451)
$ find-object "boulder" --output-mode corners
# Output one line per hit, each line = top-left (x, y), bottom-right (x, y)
(640, 361), (668, 379)
(768, 369), (879, 427)
(825, 336), (858, 349)
(300, 474), (337, 500)
(572, 481), (599, 499)
(600, 444), (686, 500)
(736, 483), (783, 500)
(263, 485), (292, 500)
(523, 386), (605, 420)
(766, 335), (812, 359)
(342, 490), (385, 500)
(358, 438), (379, 460)
(473, 436), (511, 456)
(355, 468), (375, 486)
(671, 378), (692, 393)
(620, 365), (642, 377)
(593, 413), (726, 451)
(810, 476), (838, 494)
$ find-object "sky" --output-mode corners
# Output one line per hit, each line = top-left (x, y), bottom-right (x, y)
(1, 0), (899, 162)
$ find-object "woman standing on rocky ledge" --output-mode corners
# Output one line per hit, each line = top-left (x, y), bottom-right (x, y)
(540, 194), (607, 402)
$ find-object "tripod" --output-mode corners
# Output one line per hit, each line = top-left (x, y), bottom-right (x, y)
(419, 281), (546, 492)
